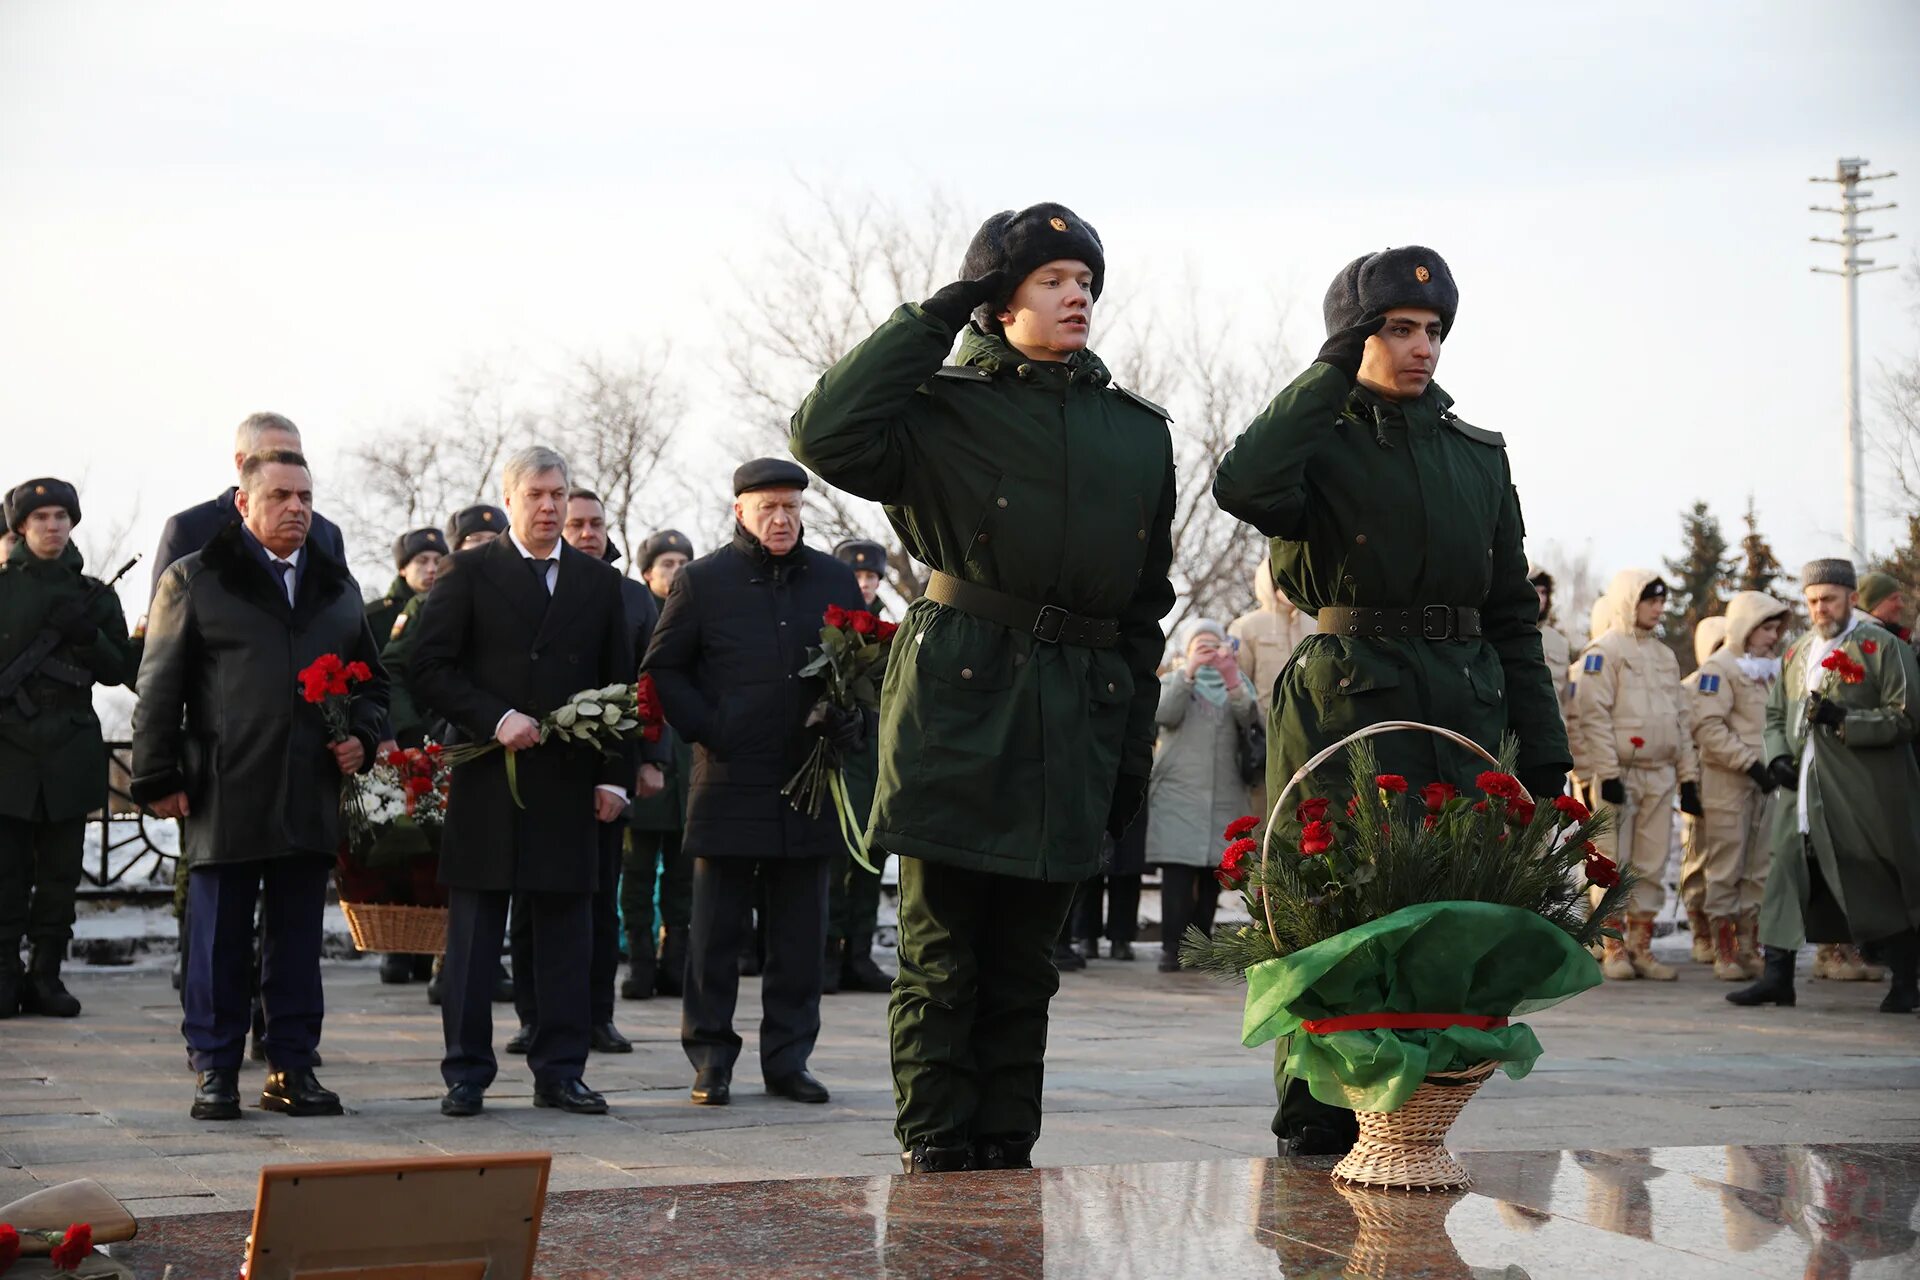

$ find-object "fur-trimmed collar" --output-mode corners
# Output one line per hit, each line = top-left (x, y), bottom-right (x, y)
(200, 520), (353, 624)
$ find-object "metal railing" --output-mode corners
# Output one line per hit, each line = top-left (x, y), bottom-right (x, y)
(81, 739), (178, 894)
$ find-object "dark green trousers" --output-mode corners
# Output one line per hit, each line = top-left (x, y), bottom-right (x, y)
(827, 844), (889, 945)
(0, 816), (86, 946)
(888, 856), (1077, 1148)
(621, 827), (691, 954)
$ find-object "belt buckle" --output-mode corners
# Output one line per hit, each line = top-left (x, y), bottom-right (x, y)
(1032, 605), (1068, 644)
(1421, 605), (1452, 641)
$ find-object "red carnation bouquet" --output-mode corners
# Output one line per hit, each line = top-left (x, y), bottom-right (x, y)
(298, 652), (373, 740)
(783, 605), (898, 870)
(336, 742), (452, 908)
(0, 1220), (93, 1273)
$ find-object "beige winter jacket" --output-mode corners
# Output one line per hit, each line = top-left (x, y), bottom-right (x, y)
(1570, 568), (1699, 783)
(1228, 564), (1316, 703)
(1689, 592), (1790, 805)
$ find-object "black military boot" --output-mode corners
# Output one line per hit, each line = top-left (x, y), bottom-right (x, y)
(900, 1141), (974, 1174)
(1879, 930), (1919, 1014)
(261, 1067), (344, 1117)
(821, 940), (843, 995)
(972, 1132), (1037, 1170)
(621, 931), (656, 1001)
(0, 944), (22, 1018)
(840, 932), (893, 993)
(426, 956), (445, 1006)
(191, 1068), (242, 1121)
(378, 953), (414, 984)
(1726, 946), (1797, 1007)
(655, 928), (688, 998)
(21, 943), (81, 1018)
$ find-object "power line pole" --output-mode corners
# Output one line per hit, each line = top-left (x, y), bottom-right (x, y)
(1811, 156), (1897, 560)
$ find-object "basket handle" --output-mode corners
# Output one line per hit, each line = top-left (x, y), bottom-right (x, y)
(1256, 720), (1525, 949)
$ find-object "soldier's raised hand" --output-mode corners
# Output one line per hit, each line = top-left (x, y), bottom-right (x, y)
(1315, 313), (1386, 382)
(920, 271), (1008, 331)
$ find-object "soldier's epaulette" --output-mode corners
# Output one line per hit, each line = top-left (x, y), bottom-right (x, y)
(1440, 411), (1505, 447)
(931, 365), (992, 383)
(1113, 385), (1173, 422)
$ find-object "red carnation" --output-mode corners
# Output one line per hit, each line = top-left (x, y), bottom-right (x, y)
(424, 742), (445, 756)
(1476, 771), (1525, 801)
(1295, 797), (1329, 824)
(385, 749), (408, 768)
(823, 604), (850, 629)
(1552, 795), (1592, 823)
(1374, 774), (1408, 794)
(1506, 797), (1537, 827)
(876, 620), (900, 642)
(1223, 815), (1260, 841)
(1629, 736), (1645, 749)
(345, 661), (372, 683)
(0, 1225), (19, 1273)
(1299, 820), (1334, 857)
(1585, 852), (1621, 888)
(50, 1222), (93, 1272)
(1473, 800), (1490, 814)
(1420, 782), (1457, 813)
(406, 775), (433, 796)
(1861, 640), (1878, 655)
(1819, 651), (1845, 671)
(1422, 814), (1438, 831)
(1345, 796), (1360, 818)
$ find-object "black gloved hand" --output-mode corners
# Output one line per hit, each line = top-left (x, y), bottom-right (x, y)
(1766, 755), (1798, 790)
(920, 271), (1008, 332)
(1807, 693), (1847, 729)
(1106, 773), (1147, 841)
(1747, 761), (1777, 793)
(1678, 781), (1703, 817)
(50, 601), (96, 646)
(1314, 313), (1386, 382)
(813, 703), (868, 753)
(1598, 777), (1627, 806)
(1519, 768), (1569, 803)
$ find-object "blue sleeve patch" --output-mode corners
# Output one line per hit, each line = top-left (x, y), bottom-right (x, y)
(1697, 673), (1721, 694)
(1582, 653), (1604, 673)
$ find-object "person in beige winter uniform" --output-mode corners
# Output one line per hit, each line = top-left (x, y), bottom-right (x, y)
(1529, 565), (1574, 716)
(1684, 594), (1791, 980)
(1679, 613), (1731, 964)
(1571, 570), (1701, 981)
(1227, 562), (1315, 816)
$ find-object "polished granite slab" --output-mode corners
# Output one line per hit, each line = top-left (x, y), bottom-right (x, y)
(112, 1143), (1919, 1278)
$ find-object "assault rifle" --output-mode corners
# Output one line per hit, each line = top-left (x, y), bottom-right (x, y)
(0, 552), (140, 719)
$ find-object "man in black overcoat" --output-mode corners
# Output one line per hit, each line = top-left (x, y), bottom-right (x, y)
(642, 458), (868, 1107)
(132, 450), (388, 1121)
(408, 448), (636, 1117)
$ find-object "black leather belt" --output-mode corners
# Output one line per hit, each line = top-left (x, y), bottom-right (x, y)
(1317, 605), (1483, 641)
(925, 570), (1120, 648)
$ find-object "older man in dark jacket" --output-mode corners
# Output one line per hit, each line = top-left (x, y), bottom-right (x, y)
(642, 458), (867, 1108)
(133, 450), (388, 1122)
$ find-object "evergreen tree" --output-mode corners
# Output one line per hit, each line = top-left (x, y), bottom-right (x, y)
(1662, 500), (1732, 669)
(1736, 497), (1784, 594)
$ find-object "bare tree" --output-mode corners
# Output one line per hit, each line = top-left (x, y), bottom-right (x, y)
(547, 350), (685, 566)
(1875, 257), (1920, 515)
(1531, 539), (1601, 646)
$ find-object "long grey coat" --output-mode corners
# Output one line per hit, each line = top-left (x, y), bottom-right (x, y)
(1144, 670), (1260, 868)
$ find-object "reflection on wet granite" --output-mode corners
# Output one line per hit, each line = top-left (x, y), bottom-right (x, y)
(118, 1142), (1920, 1279)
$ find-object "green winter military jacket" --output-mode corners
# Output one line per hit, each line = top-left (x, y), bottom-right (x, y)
(0, 540), (139, 821)
(1213, 362), (1568, 803)
(791, 307), (1176, 882)
(364, 575), (416, 653)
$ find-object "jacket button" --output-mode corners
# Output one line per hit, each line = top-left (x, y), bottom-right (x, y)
(1355, 534), (1368, 546)
(1338, 677), (1351, 688)
(1017, 364), (1033, 378)
(530, 650), (540, 660)
(997, 497), (1008, 508)
(961, 668), (974, 680)
(1136, 529), (1147, 541)
(977, 533), (990, 544)
(1106, 682), (1117, 693)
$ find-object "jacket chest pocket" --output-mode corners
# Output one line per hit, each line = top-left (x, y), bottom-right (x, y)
(1297, 640), (1403, 732)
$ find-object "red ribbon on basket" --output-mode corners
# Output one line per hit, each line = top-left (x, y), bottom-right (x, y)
(1300, 1013), (1510, 1034)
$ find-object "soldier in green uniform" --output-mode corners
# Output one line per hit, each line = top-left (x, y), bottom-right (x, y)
(365, 527), (448, 651)
(792, 202), (1176, 1172)
(0, 478), (139, 1017)
(1213, 247), (1571, 1156)
(824, 537), (894, 994)
(622, 529), (696, 1000)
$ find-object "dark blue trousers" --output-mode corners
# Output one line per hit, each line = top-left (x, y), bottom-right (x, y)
(442, 887), (591, 1090)
(512, 824), (623, 1029)
(181, 856), (330, 1073)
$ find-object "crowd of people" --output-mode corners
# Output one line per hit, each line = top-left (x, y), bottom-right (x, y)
(1, 200), (1916, 1176)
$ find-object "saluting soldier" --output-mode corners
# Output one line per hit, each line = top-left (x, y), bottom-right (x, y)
(824, 536), (894, 995)
(0, 479), (139, 1017)
(792, 202), (1177, 1173)
(1212, 246), (1570, 1159)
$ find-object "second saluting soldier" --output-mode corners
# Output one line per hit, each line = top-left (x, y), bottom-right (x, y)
(792, 202), (1177, 1172)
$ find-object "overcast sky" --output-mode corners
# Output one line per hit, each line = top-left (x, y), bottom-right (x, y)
(4, 0), (1918, 614)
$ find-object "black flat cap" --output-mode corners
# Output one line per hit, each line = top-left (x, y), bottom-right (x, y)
(641, 529), (695, 573)
(446, 504), (507, 545)
(1324, 246), (1459, 339)
(734, 458), (809, 496)
(7, 478), (80, 532)
(834, 538), (888, 574)
(393, 526), (449, 570)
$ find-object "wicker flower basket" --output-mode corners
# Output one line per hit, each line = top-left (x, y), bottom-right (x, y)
(1262, 722), (1530, 1193)
(341, 902), (447, 956)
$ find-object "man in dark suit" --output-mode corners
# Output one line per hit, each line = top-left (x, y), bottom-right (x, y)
(409, 448), (636, 1118)
(504, 487), (667, 1056)
(642, 458), (868, 1108)
(132, 450), (388, 1121)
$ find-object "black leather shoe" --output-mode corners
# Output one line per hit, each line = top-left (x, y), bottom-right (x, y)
(766, 1070), (830, 1104)
(840, 940), (893, 993)
(1157, 950), (1181, 973)
(1110, 941), (1135, 962)
(440, 1082), (486, 1117)
(689, 1068), (730, 1105)
(379, 953), (414, 984)
(972, 1132), (1037, 1170)
(261, 1067), (343, 1117)
(506, 1024), (533, 1054)
(1052, 940), (1086, 972)
(1279, 1125), (1354, 1157)
(900, 1141), (973, 1174)
(533, 1078), (608, 1114)
(591, 1021), (633, 1053)
(191, 1069), (242, 1121)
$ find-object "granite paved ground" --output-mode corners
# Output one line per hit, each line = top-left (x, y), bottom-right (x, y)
(1, 948), (1914, 1220)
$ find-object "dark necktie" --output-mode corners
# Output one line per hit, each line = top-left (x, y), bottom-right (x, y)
(274, 559), (296, 606)
(527, 557), (555, 595)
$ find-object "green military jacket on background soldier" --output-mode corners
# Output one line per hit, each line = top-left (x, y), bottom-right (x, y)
(0, 541), (140, 822)
(1213, 363), (1568, 801)
(791, 306), (1176, 883)
(379, 592), (428, 744)
(365, 575), (416, 657)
